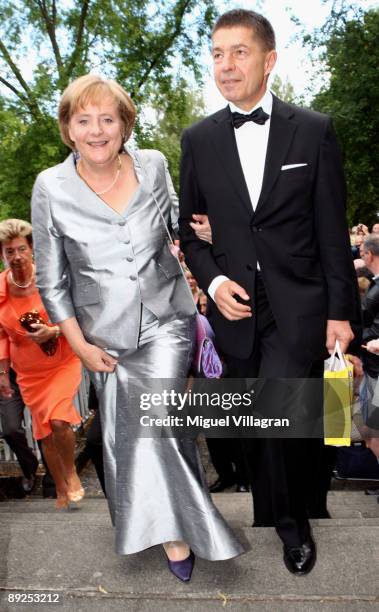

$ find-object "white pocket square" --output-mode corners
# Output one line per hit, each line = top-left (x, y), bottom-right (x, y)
(281, 163), (308, 171)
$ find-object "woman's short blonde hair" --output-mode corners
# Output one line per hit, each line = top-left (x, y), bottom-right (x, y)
(58, 74), (136, 149)
(0, 219), (33, 247)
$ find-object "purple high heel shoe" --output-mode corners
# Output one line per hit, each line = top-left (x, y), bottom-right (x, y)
(166, 550), (195, 582)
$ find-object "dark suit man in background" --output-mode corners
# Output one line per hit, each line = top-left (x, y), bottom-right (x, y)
(179, 9), (356, 575)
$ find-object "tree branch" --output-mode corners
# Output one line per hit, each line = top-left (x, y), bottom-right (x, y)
(0, 75), (26, 101)
(131, 0), (192, 97)
(65, 0), (91, 82)
(0, 41), (42, 118)
(34, 0), (64, 77)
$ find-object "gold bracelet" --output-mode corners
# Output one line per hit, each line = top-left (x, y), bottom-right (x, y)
(0, 370), (9, 375)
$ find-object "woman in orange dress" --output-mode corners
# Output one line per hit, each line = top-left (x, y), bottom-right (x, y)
(0, 218), (83, 508)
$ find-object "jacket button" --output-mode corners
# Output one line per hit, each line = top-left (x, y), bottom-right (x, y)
(118, 220), (126, 226)
(251, 226), (258, 233)
(129, 275), (137, 281)
(126, 257), (133, 262)
(124, 239), (130, 244)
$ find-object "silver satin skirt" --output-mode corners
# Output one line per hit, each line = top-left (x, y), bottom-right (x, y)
(91, 306), (245, 560)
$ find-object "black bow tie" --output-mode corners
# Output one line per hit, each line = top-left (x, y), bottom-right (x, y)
(231, 107), (270, 129)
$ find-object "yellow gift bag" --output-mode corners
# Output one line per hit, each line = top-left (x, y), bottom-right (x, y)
(324, 340), (353, 446)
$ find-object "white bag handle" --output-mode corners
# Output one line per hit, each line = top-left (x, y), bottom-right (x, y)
(329, 339), (347, 372)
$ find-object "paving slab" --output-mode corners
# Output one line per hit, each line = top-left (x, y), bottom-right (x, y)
(1, 522), (379, 597)
(1, 490), (378, 520)
(1, 594), (378, 612)
(1, 489), (379, 612)
(1, 512), (379, 532)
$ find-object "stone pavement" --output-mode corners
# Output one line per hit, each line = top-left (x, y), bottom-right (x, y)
(1, 483), (379, 612)
(1, 434), (379, 612)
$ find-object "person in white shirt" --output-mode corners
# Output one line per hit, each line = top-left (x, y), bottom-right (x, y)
(179, 8), (357, 576)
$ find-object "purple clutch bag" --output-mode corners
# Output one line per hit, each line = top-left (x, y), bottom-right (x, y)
(194, 314), (223, 378)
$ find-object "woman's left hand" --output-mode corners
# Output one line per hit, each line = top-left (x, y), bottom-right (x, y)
(27, 323), (57, 344)
(190, 214), (213, 244)
(346, 354), (364, 378)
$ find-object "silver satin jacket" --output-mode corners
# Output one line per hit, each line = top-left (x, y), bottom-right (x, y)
(31, 148), (196, 349)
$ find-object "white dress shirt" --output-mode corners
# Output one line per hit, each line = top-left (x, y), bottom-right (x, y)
(208, 90), (273, 301)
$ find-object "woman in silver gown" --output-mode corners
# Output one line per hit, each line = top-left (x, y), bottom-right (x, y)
(31, 74), (244, 581)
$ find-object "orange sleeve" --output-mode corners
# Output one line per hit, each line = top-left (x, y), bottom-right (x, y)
(0, 323), (10, 360)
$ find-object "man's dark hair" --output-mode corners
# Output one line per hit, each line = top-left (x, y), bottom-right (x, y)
(364, 234), (379, 257)
(212, 9), (276, 51)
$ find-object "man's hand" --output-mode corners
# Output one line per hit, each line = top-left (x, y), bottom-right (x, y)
(190, 214), (212, 244)
(76, 343), (118, 373)
(0, 373), (13, 399)
(326, 320), (354, 354)
(214, 280), (252, 321)
(357, 223), (369, 235)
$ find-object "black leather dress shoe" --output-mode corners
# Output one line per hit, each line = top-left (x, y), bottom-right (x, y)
(283, 535), (317, 575)
(209, 477), (236, 493)
(21, 473), (36, 494)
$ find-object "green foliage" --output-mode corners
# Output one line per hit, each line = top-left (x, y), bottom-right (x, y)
(137, 79), (205, 190)
(0, 0), (216, 221)
(270, 75), (296, 104)
(0, 102), (69, 221)
(310, 7), (379, 225)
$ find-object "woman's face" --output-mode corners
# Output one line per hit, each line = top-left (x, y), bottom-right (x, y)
(185, 271), (198, 292)
(68, 97), (124, 167)
(1, 236), (33, 272)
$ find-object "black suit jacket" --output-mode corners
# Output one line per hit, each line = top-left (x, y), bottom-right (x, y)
(179, 95), (357, 361)
(362, 278), (379, 377)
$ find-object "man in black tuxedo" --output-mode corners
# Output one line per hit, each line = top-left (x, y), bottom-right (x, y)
(179, 9), (356, 575)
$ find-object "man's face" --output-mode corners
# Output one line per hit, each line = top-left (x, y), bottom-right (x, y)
(212, 26), (276, 111)
(362, 249), (374, 272)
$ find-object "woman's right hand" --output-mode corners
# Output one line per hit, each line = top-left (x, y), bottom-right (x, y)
(0, 373), (14, 399)
(190, 214), (213, 244)
(76, 343), (118, 373)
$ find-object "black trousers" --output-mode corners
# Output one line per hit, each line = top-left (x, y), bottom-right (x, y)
(206, 437), (249, 486)
(0, 370), (38, 479)
(224, 274), (334, 547)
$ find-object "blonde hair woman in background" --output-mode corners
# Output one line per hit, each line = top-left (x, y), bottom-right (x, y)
(0, 219), (83, 509)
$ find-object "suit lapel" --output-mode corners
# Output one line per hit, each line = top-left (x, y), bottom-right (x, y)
(209, 107), (254, 218)
(131, 149), (158, 195)
(255, 96), (297, 215)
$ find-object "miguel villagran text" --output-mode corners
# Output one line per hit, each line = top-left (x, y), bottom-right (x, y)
(140, 415), (290, 429)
